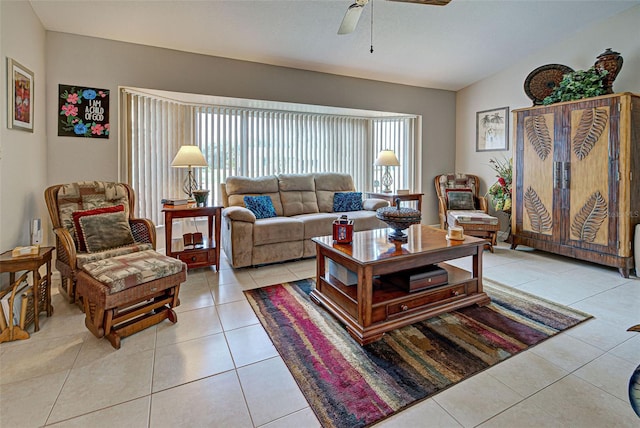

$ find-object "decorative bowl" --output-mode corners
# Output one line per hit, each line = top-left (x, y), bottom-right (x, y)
(376, 198), (422, 242)
(192, 189), (210, 207)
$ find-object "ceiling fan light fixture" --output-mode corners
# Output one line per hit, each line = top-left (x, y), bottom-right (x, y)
(338, 0), (369, 35)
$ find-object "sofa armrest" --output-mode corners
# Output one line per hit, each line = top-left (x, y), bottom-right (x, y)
(363, 198), (390, 211)
(223, 206), (257, 223)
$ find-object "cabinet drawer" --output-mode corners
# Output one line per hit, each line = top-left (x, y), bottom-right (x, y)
(386, 284), (466, 318)
(177, 249), (216, 267)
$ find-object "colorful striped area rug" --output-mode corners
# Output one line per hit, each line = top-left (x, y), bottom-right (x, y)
(245, 278), (591, 428)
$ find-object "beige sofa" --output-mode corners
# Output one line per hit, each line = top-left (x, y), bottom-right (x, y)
(220, 173), (389, 268)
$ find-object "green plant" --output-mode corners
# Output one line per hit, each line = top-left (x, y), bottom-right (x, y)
(487, 157), (512, 212)
(542, 67), (608, 105)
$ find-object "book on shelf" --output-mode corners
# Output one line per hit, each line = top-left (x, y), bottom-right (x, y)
(161, 198), (189, 206)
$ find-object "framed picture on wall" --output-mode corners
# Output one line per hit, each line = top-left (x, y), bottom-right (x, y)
(7, 58), (34, 132)
(476, 106), (509, 152)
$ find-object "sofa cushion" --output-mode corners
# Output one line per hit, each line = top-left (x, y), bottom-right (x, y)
(333, 192), (363, 212)
(293, 213), (340, 239)
(244, 195), (277, 219)
(314, 173), (356, 212)
(278, 174), (319, 216)
(225, 175), (284, 215)
(253, 217), (304, 246)
(342, 210), (388, 231)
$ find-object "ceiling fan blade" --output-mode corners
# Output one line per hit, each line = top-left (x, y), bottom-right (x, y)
(338, 4), (365, 35)
(386, 0), (452, 5)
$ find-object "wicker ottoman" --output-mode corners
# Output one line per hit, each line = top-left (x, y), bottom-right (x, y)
(76, 250), (186, 349)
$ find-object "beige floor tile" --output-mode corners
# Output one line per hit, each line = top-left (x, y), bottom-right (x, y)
(564, 317), (636, 352)
(210, 282), (248, 305)
(609, 335), (640, 364)
(226, 324), (278, 368)
(433, 371), (523, 427)
(252, 271), (300, 287)
(48, 349), (154, 424)
(238, 357), (309, 427)
(572, 281), (640, 326)
(155, 305), (222, 347)
(47, 396), (150, 428)
(517, 275), (623, 306)
(0, 370), (68, 428)
(294, 268), (317, 280)
(375, 399), (463, 427)
(73, 325), (157, 368)
(207, 267), (257, 287)
(216, 299), (259, 331)
(259, 407), (321, 428)
(152, 332), (234, 392)
(150, 371), (253, 428)
(495, 374), (639, 426)
(529, 333), (604, 372)
(484, 350), (569, 398)
(285, 258), (317, 273)
(173, 282), (214, 313)
(573, 352), (637, 401)
(247, 264), (292, 280)
(0, 333), (84, 385)
(483, 263), (544, 286)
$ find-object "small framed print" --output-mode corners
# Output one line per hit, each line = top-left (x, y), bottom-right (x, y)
(7, 58), (34, 132)
(476, 106), (509, 152)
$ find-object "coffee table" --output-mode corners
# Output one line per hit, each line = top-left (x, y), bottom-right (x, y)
(311, 225), (490, 345)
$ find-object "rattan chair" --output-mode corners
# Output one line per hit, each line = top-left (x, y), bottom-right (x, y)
(44, 181), (156, 303)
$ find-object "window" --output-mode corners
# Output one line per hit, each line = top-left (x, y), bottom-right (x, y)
(121, 88), (421, 225)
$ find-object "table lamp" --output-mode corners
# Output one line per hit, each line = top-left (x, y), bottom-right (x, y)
(374, 150), (400, 193)
(171, 145), (208, 198)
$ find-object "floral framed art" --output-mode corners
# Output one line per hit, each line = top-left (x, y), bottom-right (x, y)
(476, 106), (509, 152)
(58, 84), (110, 138)
(7, 58), (34, 132)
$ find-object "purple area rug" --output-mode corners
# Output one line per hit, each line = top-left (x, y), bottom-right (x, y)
(245, 278), (591, 428)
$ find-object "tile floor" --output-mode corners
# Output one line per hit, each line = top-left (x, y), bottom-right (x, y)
(1, 241), (639, 427)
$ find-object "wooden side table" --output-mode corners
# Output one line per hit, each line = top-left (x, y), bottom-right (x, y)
(366, 192), (424, 212)
(162, 206), (222, 270)
(0, 246), (55, 342)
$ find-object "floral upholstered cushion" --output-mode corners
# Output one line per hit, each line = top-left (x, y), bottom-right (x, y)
(244, 195), (277, 219)
(76, 243), (154, 269)
(333, 192), (363, 212)
(448, 210), (499, 226)
(80, 250), (185, 294)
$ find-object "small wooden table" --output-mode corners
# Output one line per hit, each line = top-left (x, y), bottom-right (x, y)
(0, 246), (55, 342)
(163, 206), (222, 270)
(366, 192), (423, 212)
(311, 226), (489, 345)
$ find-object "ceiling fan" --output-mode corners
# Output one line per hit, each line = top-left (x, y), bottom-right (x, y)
(338, 0), (452, 35)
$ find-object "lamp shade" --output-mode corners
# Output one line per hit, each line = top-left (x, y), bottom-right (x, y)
(374, 150), (400, 167)
(171, 145), (208, 168)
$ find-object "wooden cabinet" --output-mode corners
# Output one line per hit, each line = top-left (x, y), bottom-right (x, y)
(511, 93), (640, 277)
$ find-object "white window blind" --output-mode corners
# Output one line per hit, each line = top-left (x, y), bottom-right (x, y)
(121, 88), (420, 226)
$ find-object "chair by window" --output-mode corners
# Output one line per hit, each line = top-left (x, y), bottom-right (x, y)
(44, 181), (156, 303)
(434, 173), (499, 252)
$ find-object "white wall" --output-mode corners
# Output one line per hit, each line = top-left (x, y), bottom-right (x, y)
(456, 5), (640, 230)
(45, 33), (456, 226)
(0, 1), (48, 252)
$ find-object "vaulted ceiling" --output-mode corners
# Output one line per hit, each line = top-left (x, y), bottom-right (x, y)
(30, 0), (640, 91)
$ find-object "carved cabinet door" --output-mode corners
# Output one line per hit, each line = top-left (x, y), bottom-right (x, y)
(562, 96), (619, 255)
(514, 106), (560, 243)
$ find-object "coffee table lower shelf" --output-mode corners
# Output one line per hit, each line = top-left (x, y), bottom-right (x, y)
(310, 263), (490, 345)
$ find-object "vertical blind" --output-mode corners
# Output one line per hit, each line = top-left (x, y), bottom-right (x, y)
(121, 89), (420, 225)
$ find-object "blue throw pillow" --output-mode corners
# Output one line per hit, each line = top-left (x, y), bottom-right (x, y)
(333, 192), (363, 212)
(244, 195), (277, 219)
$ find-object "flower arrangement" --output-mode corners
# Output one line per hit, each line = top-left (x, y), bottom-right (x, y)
(487, 157), (512, 212)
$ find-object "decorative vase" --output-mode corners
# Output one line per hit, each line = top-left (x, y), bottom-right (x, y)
(594, 48), (623, 94)
(192, 189), (209, 207)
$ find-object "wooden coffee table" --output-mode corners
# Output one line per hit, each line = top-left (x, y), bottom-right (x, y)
(311, 225), (490, 345)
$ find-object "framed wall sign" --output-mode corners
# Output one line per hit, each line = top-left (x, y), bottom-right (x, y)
(476, 106), (509, 152)
(58, 84), (110, 138)
(7, 58), (34, 132)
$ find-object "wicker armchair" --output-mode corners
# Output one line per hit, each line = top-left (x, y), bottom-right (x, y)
(44, 181), (156, 303)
